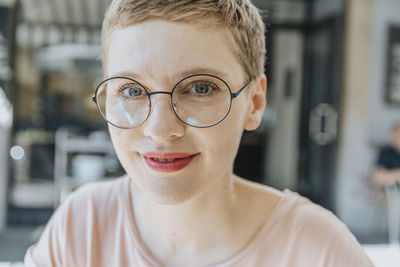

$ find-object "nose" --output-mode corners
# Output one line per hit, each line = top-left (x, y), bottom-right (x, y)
(143, 93), (185, 143)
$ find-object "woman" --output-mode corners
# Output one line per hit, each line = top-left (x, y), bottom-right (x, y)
(25, 0), (373, 266)
(373, 122), (400, 186)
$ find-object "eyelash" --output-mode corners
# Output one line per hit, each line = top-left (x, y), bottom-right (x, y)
(183, 80), (220, 97)
(110, 83), (144, 100)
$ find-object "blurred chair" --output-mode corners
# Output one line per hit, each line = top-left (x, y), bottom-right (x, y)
(385, 183), (400, 247)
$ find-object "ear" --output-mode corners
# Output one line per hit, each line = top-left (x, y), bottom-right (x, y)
(244, 74), (267, 131)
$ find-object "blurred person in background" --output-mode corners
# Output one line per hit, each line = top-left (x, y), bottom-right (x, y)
(373, 122), (400, 187)
(373, 122), (400, 248)
(24, 0), (373, 266)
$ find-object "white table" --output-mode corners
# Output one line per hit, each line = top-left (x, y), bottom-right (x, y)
(0, 263), (24, 267)
(363, 244), (400, 267)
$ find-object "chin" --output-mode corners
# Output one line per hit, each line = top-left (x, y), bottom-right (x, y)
(141, 176), (204, 205)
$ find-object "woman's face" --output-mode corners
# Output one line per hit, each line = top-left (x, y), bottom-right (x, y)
(106, 20), (258, 204)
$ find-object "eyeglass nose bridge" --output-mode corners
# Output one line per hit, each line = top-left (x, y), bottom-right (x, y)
(147, 91), (174, 107)
(146, 91), (174, 110)
(146, 90), (177, 119)
(148, 91), (173, 97)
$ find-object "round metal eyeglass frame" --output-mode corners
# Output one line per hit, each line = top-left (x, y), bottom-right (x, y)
(92, 73), (252, 129)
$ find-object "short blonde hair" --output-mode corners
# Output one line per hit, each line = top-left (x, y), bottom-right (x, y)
(102, 0), (266, 78)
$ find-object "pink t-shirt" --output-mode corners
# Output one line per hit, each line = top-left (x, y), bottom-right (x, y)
(24, 176), (373, 267)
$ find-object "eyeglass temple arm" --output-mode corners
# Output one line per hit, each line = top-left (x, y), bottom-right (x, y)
(92, 95), (97, 103)
(231, 79), (252, 98)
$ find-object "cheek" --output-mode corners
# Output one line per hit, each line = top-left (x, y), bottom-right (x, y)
(200, 113), (245, 168)
(109, 127), (124, 150)
(217, 100), (249, 158)
(108, 127), (137, 165)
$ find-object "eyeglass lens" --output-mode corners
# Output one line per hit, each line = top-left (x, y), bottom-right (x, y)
(95, 75), (232, 128)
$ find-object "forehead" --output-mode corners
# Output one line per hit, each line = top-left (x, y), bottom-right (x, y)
(106, 20), (244, 84)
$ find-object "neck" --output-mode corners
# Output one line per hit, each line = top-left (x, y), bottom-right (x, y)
(130, 171), (244, 263)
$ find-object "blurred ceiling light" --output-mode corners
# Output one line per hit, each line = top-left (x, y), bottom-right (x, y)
(35, 43), (101, 73)
(0, 0), (14, 8)
(10, 145), (24, 160)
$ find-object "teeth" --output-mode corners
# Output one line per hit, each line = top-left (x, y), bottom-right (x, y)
(153, 158), (177, 162)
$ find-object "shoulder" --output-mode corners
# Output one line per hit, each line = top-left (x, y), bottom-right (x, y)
(228, 180), (372, 266)
(54, 176), (129, 252)
(251, 187), (346, 242)
(67, 176), (127, 201)
(66, 175), (128, 207)
(283, 190), (335, 222)
(282, 191), (348, 240)
(24, 176), (131, 266)
(54, 175), (129, 229)
(273, 190), (351, 243)
(234, 178), (345, 235)
(273, 190), (372, 266)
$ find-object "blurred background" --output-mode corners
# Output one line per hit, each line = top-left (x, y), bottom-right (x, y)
(0, 0), (399, 265)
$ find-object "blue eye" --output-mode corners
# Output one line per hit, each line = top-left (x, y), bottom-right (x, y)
(194, 84), (211, 94)
(185, 81), (220, 98)
(127, 87), (143, 97)
(119, 83), (144, 98)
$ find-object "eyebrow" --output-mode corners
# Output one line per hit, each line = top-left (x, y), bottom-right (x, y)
(177, 68), (229, 79)
(109, 68), (230, 82)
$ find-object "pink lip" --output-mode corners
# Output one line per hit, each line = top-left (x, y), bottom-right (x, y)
(142, 152), (199, 172)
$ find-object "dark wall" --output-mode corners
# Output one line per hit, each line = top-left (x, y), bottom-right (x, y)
(0, 7), (10, 36)
(0, 7), (10, 89)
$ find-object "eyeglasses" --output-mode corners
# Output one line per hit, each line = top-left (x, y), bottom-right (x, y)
(92, 73), (251, 129)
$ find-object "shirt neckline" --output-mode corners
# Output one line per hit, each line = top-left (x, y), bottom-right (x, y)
(122, 175), (293, 266)
(123, 176), (164, 266)
(213, 188), (293, 266)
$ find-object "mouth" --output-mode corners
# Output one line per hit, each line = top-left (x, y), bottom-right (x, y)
(141, 152), (199, 172)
